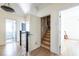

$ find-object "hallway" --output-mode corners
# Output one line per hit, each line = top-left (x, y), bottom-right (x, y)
(0, 43), (57, 56)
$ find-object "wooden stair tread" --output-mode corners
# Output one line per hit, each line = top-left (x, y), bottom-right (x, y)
(43, 37), (50, 41)
(42, 40), (50, 46)
(43, 39), (50, 42)
(46, 32), (50, 34)
(41, 44), (50, 50)
(44, 34), (50, 37)
(47, 30), (50, 32)
(41, 30), (50, 50)
(44, 36), (50, 38)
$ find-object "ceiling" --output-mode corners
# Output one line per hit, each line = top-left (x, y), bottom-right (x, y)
(0, 3), (24, 16)
(32, 3), (79, 10)
(0, 3), (79, 17)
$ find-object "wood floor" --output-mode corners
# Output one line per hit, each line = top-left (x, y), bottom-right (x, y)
(31, 47), (58, 56)
(0, 42), (58, 56)
(0, 42), (27, 56)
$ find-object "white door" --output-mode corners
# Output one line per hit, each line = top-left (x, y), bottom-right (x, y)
(29, 15), (41, 53)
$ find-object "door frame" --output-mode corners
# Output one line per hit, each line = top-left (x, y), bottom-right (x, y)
(41, 15), (51, 51)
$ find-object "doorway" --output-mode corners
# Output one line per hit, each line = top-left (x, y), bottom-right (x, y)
(61, 5), (79, 56)
(41, 15), (51, 51)
(5, 19), (29, 55)
(31, 15), (51, 56)
(6, 19), (16, 43)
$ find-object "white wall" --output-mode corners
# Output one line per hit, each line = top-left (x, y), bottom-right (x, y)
(0, 17), (5, 45)
(28, 14), (41, 51)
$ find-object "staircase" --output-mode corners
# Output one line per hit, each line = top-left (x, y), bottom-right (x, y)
(41, 30), (50, 50)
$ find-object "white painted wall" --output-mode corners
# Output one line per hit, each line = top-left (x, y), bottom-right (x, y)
(29, 14), (41, 51)
(0, 17), (5, 45)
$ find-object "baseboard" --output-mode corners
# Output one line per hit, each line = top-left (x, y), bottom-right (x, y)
(30, 45), (41, 52)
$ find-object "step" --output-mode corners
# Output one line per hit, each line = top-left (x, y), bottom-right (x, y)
(48, 30), (50, 32)
(47, 32), (50, 34)
(47, 30), (50, 32)
(43, 39), (50, 42)
(44, 35), (50, 38)
(46, 33), (50, 35)
(43, 37), (50, 41)
(46, 32), (50, 33)
(42, 40), (50, 46)
(41, 44), (50, 50)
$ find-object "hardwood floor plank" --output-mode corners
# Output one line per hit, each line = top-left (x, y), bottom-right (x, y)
(31, 47), (57, 56)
